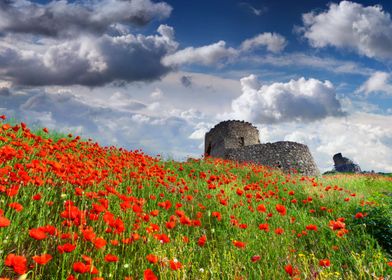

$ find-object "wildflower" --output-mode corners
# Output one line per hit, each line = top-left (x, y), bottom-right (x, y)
(144, 269), (158, 280)
(29, 228), (47, 240)
(73, 262), (89, 274)
(284, 264), (299, 276)
(275, 228), (284, 235)
(32, 254), (52, 265)
(319, 259), (331, 267)
(93, 237), (107, 249)
(0, 216), (10, 227)
(275, 204), (287, 216)
(169, 259), (182, 270)
(259, 223), (269, 232)
(306, 224), (318, 231)
(57, 243), (76, 254)
(104, 254), (119, 262)
(146, 254), (159, 264)
(257, 204), (266, 213)
(5, 254), (27, 275)
(354, 212), (365, 219)
(233, 240), (246, 248)
(9, 202), (23, 212)
(198, 235), (207, 247)
(251, 255), (261, 262)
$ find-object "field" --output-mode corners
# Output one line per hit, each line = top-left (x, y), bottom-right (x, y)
(0, 117), (391, 279)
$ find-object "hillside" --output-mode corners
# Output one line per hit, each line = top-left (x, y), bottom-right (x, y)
(0, 118), (391, 279)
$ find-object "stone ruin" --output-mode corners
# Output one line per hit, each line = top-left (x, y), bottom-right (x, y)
(333, 153), (361, 173)
(205, 120), (320, 176)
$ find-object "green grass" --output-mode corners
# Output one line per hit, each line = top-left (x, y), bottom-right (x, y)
(0, 119), (391, 279)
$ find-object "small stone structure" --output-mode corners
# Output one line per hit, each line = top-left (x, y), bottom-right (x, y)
(333, 153), (361, 173)
(205, 120), (320, 176)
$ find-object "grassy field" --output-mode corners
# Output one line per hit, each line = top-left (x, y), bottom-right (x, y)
(0, 117), (391, 279)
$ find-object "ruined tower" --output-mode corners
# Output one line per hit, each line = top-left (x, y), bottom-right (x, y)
(205, 120), (320, 176)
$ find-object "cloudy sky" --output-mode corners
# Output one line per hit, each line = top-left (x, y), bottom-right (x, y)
(1, 0), (392, 172)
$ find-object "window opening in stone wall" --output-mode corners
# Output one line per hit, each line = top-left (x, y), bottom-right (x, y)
(240, 137), (245, 146)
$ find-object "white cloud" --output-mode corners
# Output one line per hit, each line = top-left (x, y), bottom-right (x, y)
(301, 1), (392, 59)
(162, 41), (237, 66)
(242, 53), (372, 76)
(224, 75), (345, 123)
(240, 32), (287, 53)
(162, 32), (287, 67)
(357, 71), (392, 95)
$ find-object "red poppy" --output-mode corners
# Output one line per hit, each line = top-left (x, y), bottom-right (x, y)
(0, 216), (10, 227)
(257, 204), (266, 213)
(251, 255), (261, 262)
(73, 262), (89, 274)
(32, 254), (52, 265)
(284, 264), (300, 276)
(274, 228), (284, 235)
(144, 269), (158, 280)
(146, 254), (159, 264)
(355, 212), (365, 219)
(104, 254), (119, 262)
(93, 237), (107, 249)
(169, 260), (182, 270)
(275, 204), (287, 216)
(57, 243), (77, 254)
(5, 254), (27, 275)
(319, 259), (331, 267)
(233, 240), (246, 248)
(198, 235), (207, 247)
(305, 224), (318, 231)
(259, 223), (269, 232)
(29, 228), (47, 240)
(9, 202), (23, 212)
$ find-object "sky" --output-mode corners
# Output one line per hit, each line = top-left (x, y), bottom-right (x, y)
(1, 0), (392, 172)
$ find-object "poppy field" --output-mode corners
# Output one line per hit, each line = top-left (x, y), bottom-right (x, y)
(0, 116), (391, 279)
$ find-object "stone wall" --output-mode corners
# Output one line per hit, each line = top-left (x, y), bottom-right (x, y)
(205, 120), (259, 157)
(224, 141), (320, 176)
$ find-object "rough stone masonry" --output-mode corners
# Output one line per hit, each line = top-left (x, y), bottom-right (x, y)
(205, 120), (320, 176)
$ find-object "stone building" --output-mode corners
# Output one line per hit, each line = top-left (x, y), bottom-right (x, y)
(205, 120), (320, 176)
(333, 153), (361, 173)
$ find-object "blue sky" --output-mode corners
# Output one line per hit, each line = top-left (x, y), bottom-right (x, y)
(1, 0), (392, 172)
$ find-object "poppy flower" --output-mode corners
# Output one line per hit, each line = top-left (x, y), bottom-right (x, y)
(93, 237), (107, 249)
(305, 224), (318, 231)
(257, 204), (266, 213)
(32, 254), (52, 265)
(5, 254), (27, 275)
(29, 228), (47, 240)
(275, 204), (286, 216)
(319, 259), (331, 267)
(146, 254), (159, 264)
(284, 264), (299, 276)
(9, 202), (23, 212)
(104, 254), (119, 262)
(274, 228), (284, 235)
(198, 235), (207, 247)
(0, 216), (10, 227)
(355, 212), (365, 219)
(58, 243), (76, 254)
(259, 223), (269, 232)
(169, 259), (182, 270)
(73, 262), (89, 274)
(144, 269), (158, 280)
(251, 255), (261, 262)
(233, 240), (246, 248)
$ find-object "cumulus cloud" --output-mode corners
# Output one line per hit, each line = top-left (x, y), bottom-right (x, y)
(226, 75), (345, 123)
(0, 25), (178, 86)
(162, 41), (237, 67)
(357, 71), (392, 95)
(300, 1), (392, 59)
(0, 0), (172, 37)
(162, 32), (287, 67)
(240, 32), (287, 53)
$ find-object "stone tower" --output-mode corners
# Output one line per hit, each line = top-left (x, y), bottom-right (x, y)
(205, 120), (320, 176)
(205, 120), (260, 157)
